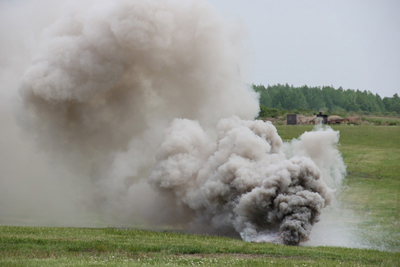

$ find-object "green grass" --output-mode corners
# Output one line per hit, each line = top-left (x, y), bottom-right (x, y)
(1, 125), (399, 265)
(1, 226), (399, 266)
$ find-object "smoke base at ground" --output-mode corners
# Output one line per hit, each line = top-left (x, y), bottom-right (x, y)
(149, 117), (344, 245)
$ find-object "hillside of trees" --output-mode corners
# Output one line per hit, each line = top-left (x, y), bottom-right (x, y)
(253, 84), (400, 117)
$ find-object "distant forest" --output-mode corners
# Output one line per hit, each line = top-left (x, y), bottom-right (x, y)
(253, 84), (400, 117)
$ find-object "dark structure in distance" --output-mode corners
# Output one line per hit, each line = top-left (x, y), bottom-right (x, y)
(287, 114), (297, 125)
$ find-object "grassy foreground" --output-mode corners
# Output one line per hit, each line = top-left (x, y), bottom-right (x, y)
(1, 125), (399, 266)
(1, 226), (399, 267)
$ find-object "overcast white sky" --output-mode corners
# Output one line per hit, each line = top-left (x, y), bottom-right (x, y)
(208, 0), (400, 98)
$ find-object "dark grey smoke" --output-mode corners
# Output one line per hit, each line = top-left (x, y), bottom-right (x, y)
(0, 0), (345, 245)
(149, 117), (342, 245)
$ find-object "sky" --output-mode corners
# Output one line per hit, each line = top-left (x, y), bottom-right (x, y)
(207, 0), (400, 98)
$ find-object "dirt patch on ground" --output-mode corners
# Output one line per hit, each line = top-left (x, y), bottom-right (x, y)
(328, 115), (342, 121)
(347, 116), (362, 124)
(262, 116), (284, 124)
(297, 115), (316, 125)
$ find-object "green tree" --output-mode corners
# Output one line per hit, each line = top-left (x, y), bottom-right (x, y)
(252, 83), (398, 115)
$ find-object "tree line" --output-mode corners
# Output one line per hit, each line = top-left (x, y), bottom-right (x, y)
(253, 84), (400, 117)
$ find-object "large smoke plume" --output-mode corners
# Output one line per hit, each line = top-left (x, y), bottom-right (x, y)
(0, 0), (345, 245)
(149, 117), (343, 245)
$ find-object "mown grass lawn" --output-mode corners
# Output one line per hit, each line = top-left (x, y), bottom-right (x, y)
(1, 226), (399, 266)
(1, 125), (399, 266)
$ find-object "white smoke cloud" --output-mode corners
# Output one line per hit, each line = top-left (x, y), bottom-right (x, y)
(1, 0), (348, 246)
(1, 0), (258, 226)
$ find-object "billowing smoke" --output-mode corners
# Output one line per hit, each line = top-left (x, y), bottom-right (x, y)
(8, 0), (258, 223)
(149, 117), (343, 245)
(0, 0), (345, 245)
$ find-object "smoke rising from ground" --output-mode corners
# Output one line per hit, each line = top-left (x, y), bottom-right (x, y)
(1, 0), (347, 246)
(149, 118), (344, 244)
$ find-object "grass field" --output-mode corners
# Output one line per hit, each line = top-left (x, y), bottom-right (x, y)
(1, 226), (399, 266)
(1, 125), (399, 266)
